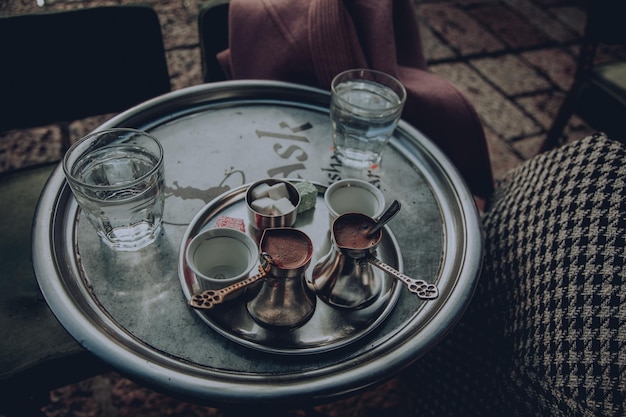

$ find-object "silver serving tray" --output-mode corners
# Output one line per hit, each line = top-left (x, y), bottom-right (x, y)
(178, 182), (402, 354)
(33, 81), (483, 405)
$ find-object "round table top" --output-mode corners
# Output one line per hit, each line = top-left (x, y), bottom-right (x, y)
(34, 80), (482, 407)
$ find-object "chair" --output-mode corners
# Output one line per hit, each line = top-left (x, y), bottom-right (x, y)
(198, 0), (230, 83)
(0, 6), (171, 416)
(543, 1), (626, 151)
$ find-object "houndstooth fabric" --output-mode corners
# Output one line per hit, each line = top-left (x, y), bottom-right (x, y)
(404, 133), (626, 417)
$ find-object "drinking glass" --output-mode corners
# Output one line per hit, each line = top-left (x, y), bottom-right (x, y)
(63, 128), (165, 251)
(330, 69), (407, 168)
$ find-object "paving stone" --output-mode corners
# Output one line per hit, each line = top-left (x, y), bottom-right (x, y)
(511, 134), (547, 160)
(563, 114), (595, 142)
(431, 62), (542, 139)
(595, 44), (626, 65)
(467, 3), (551, 49)
(472, 54), (552, 96)
(533, 0), (574, 6)
(515, 91), (563, 129)
(418, 21), (457, 62)
(153, 0), (201, 50)
(0, 126), (63, 173)
(501, 0), (579, 43)
(483, 127), (523, 181)
(453, 0), (502, 4)
(521, 47), (577, 91)
(515, 90), (596, 145)
(417, 3), (505, 56)
(550, 5), (586, 36)
(167, 48), (204, 90)
(68, 114), (115, 145)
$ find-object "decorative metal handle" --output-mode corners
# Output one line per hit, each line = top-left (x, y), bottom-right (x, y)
(366, 257), (438, 300)
(189, 253), (273, 310)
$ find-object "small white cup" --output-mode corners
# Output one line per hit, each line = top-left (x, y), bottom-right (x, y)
(186, 228), (258, 300)
(324, 179), (386, 222)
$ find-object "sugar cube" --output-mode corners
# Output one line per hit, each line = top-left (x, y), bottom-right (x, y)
(250, 183), (271, 200)
(268, 183), (290, 200)
(272, 197), (296, 214)
(251, 197), (275, 214)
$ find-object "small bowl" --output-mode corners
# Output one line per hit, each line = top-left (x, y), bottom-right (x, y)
(186, 228), (258, 301)
(245, 179), (300, 230)
(324, 179), (386, 222)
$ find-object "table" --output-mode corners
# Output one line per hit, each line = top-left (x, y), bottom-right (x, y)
(33, 81), (482, 407)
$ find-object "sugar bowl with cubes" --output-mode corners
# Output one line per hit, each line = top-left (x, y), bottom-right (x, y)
(245, 179), (301, 230)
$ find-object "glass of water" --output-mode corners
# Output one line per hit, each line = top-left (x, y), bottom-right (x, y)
(330, 69), (407, 168)
(63, 128), (165, 251)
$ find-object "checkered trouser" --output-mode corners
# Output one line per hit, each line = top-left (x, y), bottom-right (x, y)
(405, 133), (625, 417)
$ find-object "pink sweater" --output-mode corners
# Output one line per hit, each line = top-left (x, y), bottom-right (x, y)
(217, 0), (494, 199)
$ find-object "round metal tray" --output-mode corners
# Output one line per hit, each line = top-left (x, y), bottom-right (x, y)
(34, 80), (483, 405)
(178, 182), (402, 354)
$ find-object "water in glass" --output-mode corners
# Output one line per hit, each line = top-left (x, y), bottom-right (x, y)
(331, 80), (403, 168)
(72, 145), (164, 250)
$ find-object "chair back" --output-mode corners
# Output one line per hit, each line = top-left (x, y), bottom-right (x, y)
(587, 1), (626, 45)
(0, 6), (170, 414)
(0, 6), (171, 132)
(198, 0), (230, 83)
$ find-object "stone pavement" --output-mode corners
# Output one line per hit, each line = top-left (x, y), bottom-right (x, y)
(1, 0), (625, 416)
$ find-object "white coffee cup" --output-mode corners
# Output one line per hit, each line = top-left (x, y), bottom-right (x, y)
(186, 228), (258, 300)
(324, 179), (386, 222)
